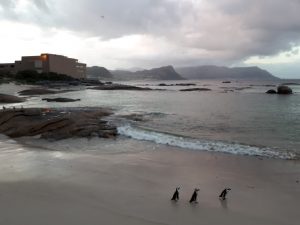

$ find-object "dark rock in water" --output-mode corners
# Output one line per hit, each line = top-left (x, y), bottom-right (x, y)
(180, 88), (211, 92)
(0, 107), (117, 140)
(281, 83), (300, 86)
(19, 88), (56, 96)
(277, 85), (293, 95)
(222, 81), (231, 83)
(90, 84), (151, 91)
(175, 83), (196, 86)
(158, 83), (169, 86)
(42, 98), (81, 102)
(266, 89), (277, 94)
(0, 93), (25, 103)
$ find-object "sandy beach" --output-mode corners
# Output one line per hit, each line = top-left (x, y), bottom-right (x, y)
(0, 137), (299, 225)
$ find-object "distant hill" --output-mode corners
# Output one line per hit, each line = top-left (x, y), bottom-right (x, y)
(175, 65), (279, 80)
(87, 66), (113, 79)
(111, 66), (184, 81)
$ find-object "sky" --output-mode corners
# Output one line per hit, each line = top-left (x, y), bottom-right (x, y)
(1, 0), (300, 78)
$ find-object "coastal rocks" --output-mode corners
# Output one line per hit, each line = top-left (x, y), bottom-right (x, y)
(42, 98), (81, 102)
(158, 83), (196, 87)
(90, 84), (151, 91)
(277, 85), (293, 95)
(0, 107), (117, 140)
(19, 88), (56, 96)
(0, 93), (25, 103)
(180, 88), (211, 92)
(266, 89), (277, 94)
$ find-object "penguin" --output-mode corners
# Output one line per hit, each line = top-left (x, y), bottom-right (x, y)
(219, 188), (231, 200)
(189, 188), (200, 203)
(171, 187), (180, 201)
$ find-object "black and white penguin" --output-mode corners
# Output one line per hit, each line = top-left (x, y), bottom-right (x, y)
(189, 188), (200, 203)
(219, 188), (231, 200)
(171, 187), (180, 201)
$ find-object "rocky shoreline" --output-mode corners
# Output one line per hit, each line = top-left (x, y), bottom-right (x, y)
(0, 107), (117, 140)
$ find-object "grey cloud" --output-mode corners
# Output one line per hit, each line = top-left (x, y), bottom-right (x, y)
(1, 0), (300, 67)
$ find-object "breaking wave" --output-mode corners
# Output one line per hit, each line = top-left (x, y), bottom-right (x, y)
(117, 125), (297, 160)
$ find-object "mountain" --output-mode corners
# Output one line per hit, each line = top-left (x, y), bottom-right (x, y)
(175, 65), (279, 80)
(87, 66), (113, 79)
(111, 66), (184, 81)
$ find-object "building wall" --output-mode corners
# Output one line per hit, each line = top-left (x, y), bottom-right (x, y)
(2, 54), (87, 79)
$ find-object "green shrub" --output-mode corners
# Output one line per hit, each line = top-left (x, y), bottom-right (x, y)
(15, 70), (76, 83)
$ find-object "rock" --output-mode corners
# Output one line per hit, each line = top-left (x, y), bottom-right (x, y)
(158, 83), (169, 86)
(266, 89), (277, 94)
(222, 81), (231, 83)
(180, 88), (211, 92)
(90, 84), (151, 91)
(175, 83), (196, 86)
(277, 85), (293, 95)
(19, 88), (56, 96)
(0, 107), (117, 140)
(42, 98), (81, 102)
(0, 93), (25, 103)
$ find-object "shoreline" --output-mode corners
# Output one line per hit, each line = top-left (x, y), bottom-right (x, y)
(0, 138), (299, 225)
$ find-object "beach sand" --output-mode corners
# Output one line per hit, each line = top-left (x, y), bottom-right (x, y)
(0, 138), (299, 225)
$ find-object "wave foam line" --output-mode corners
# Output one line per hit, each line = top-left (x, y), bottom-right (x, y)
(117, 125), (296, 160)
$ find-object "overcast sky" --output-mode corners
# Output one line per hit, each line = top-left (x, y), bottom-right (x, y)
(1, 0), (300, 78)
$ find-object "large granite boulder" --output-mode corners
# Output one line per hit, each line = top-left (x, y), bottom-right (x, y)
(277, 85), (293, 95)
(19, 88), (56, 96)
(180, 88), (211, 92)
(42, 98), (80, 102)
(0, 93), (25, 103)
(0, 107), (117, 140)
(266, 89), (277, 94)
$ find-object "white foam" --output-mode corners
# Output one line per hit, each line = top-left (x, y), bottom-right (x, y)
(117, 125), (297, 160)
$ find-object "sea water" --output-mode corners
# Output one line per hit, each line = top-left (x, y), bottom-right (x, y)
(0, 80), (299, 159)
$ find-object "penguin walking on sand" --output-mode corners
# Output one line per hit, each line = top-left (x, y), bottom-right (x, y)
(219, 188), (231, 200)
(189, 188), (200, 203)
(171, 187), (180, 201)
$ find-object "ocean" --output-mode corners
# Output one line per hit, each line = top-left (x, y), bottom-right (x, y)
(0, 80), (299, 160)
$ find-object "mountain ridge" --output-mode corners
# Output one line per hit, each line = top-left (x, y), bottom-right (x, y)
(175, 65), (279, 80)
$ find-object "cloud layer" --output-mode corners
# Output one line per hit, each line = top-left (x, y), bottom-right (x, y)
(1, 0), (300, 76)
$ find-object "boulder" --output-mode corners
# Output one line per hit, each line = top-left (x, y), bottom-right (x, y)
(277, 85), (293, 95)
(266, 89), (277, 94)
(19, 88), (56, 96)
(90, 84), (151, 91)
(180, 88), (211, 92)
(42, 98), (81, 102)
(0, 93), (25, 103)
(0, 107), (117, 140)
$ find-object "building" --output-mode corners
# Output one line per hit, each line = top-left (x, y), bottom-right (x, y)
(0, 53), (86, 79)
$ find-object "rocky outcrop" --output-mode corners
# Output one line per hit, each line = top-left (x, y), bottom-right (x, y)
(266, 89), (277, 94)
(158, 83), (196, 87)
(0, 107), (117, 140)
(19, 88), (56, 96)
(42, 98), (80, 102)
(0, 93), (25, 103)
(90, 84), (151, 91)
(180, 88), (211, 92)
(277, 85), (293, 95)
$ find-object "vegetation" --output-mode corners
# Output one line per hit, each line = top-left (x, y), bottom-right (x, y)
(14, 70), (76, 83)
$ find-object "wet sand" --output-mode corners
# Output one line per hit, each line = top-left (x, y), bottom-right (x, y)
(0, 138), (299, 225)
